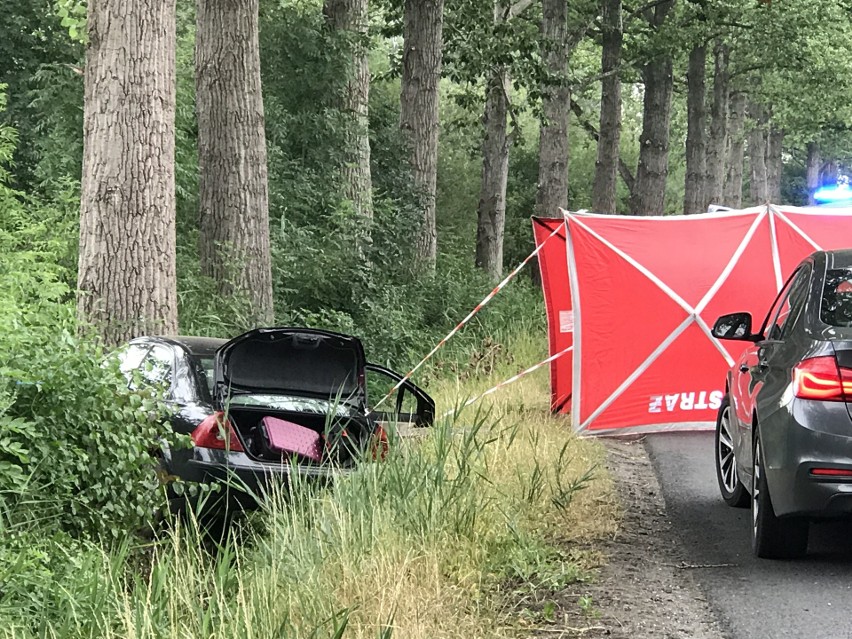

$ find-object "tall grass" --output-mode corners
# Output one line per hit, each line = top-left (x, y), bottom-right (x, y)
(0, 331), (617, 639)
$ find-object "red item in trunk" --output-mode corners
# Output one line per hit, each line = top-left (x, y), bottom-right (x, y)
(259, 416), (322, 462)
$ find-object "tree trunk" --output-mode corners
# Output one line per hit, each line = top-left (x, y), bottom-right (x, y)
(747, 101), (768, 205)
(475, 67), (510, 282)
(766, 127), (783, 203)
(806, 142), (820, 205)
(400, 0), (444, 273)
(705, 42), (728, 209)
(683, 44), (707, 214)
(197, 0), (273, 325)
(535, 0), (570, 219)
(591, 0), (622, 214)
(324, 0), (373, 224)
(724, 91), (745, 208)
(629, 0), (674, 215)
(77, 0), (177, 345)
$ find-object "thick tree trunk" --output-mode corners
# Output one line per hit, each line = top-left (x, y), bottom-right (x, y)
(325, 0), (373, 224)
(77, 0), (177, 345)
(475, 67), (510, 282)
(724, 91), (746, 207)
(705, 42), (728, 209)
(197, 0), (273, 325)
(591, 0), (622, 214)
(683, 44), (707, 214)
(400, 0), (444, 272)
(766, 127), (783, 203)
(806, 142), (821, 205)
(747, 101), (768, 205)
(535, 0), (570, 219)
(629, 0), (674, 215)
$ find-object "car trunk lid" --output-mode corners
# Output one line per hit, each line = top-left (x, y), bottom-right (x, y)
(828, 342), (852, 423)
(213, 328), (367, 410)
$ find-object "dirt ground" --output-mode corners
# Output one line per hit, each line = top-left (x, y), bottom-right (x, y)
(533, 438), (724, 639)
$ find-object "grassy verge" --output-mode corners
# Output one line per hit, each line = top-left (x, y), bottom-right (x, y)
(1, 332), (618, 639)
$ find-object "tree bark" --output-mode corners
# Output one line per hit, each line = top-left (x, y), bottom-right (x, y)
(724, 91), (745, 208)
(475, 67), (510, 282)
(747, 101), (768, 205)
(683, 44), (707, 214)
(766, 126), (783, 203)
(197, 0), (273, 325)
(77, 0), (178, 345)
(535, 0), (570, 219)
(400, 0), (444, 273)
(591, 0), (622, 214)
(704, 42), (728, 209)
(325, 0), (373, 224)
(806, 142), (820, 205)
(629, 0), (674, 215)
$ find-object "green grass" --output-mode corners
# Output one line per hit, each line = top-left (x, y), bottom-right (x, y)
(0, 331), (617, 639)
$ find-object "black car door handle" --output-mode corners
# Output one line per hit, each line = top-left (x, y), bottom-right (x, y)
(739, 364), (749, 372)
(757, 360), (769, 370)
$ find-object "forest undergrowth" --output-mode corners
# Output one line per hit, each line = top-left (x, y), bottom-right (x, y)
(0, 306), (618, 638)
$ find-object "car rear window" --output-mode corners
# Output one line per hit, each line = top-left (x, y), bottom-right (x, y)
(200, 357), (215, 395)
(821, 268), (852, 326)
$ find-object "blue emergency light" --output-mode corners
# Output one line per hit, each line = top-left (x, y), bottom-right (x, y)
(814, 181), (852, 205)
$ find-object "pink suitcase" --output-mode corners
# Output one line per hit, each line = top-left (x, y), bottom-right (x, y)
(258, 416), (322, 462)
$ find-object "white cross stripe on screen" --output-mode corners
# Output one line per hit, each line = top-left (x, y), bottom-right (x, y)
(771, 206), (825, 253)
(768, 206), (784, 291)
(564, 210), (584, 433)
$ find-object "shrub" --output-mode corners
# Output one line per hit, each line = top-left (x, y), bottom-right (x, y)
(0, 171), (179, 542)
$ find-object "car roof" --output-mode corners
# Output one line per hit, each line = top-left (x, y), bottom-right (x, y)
(825, 250), (852, 270)
(133, 329), (364, 359)
(140, 335), (227, 358)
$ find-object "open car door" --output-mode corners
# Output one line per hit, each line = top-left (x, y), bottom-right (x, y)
(365, 363), (435, 428)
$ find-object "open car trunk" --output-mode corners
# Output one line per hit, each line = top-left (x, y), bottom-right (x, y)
(215, 328), (367, 402)
(214, 328), (373, 466)
(226, 405), (373, 467)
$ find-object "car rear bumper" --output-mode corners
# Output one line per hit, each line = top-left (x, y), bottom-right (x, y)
(770, 459), (852, 518)
(164, 447), (346, 510)
(764, 399), (852, 518)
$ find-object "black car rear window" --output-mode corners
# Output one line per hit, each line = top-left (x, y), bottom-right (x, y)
(821, 268), (852, 326)
(200, 357), (215, 395)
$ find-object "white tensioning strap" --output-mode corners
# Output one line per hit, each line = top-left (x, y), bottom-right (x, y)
(374, 220), (567, 409)
(441, 345), (573, 418)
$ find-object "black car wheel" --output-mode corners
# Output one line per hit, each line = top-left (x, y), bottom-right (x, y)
(752, 430), (809, 559)
(715, 396), (749, 507)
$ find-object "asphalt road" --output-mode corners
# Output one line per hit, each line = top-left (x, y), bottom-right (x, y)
(647, 432), (852, 639)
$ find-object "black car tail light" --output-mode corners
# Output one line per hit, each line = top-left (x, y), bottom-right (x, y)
(792, 356), (852, 401)
(191, 411), (245, 452)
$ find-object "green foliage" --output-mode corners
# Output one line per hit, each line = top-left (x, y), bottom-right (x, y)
(0, 116), (180, 544)
(0, 271), (178, 545)
(54, 0), (87, 43)
(0, 404), (596, 636)
(13, 0), (852, 631)
(0, 0), (83, 192)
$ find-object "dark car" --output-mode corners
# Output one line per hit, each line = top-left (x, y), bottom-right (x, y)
(118, 328), (434, 510)
(712, 250), (852, 558)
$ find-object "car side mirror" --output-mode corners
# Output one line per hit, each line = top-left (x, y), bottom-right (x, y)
(712, 312), (757, 341)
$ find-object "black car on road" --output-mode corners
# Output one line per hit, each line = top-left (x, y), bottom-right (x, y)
(713, 250), (852, 558)
(118, 328), (434, 511)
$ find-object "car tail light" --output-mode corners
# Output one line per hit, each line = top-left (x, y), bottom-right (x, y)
(191, 411), (245, 452)
(371, 423), (389, 461)
(810, 468), (852, 477)
(792, 356), (852, 401)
